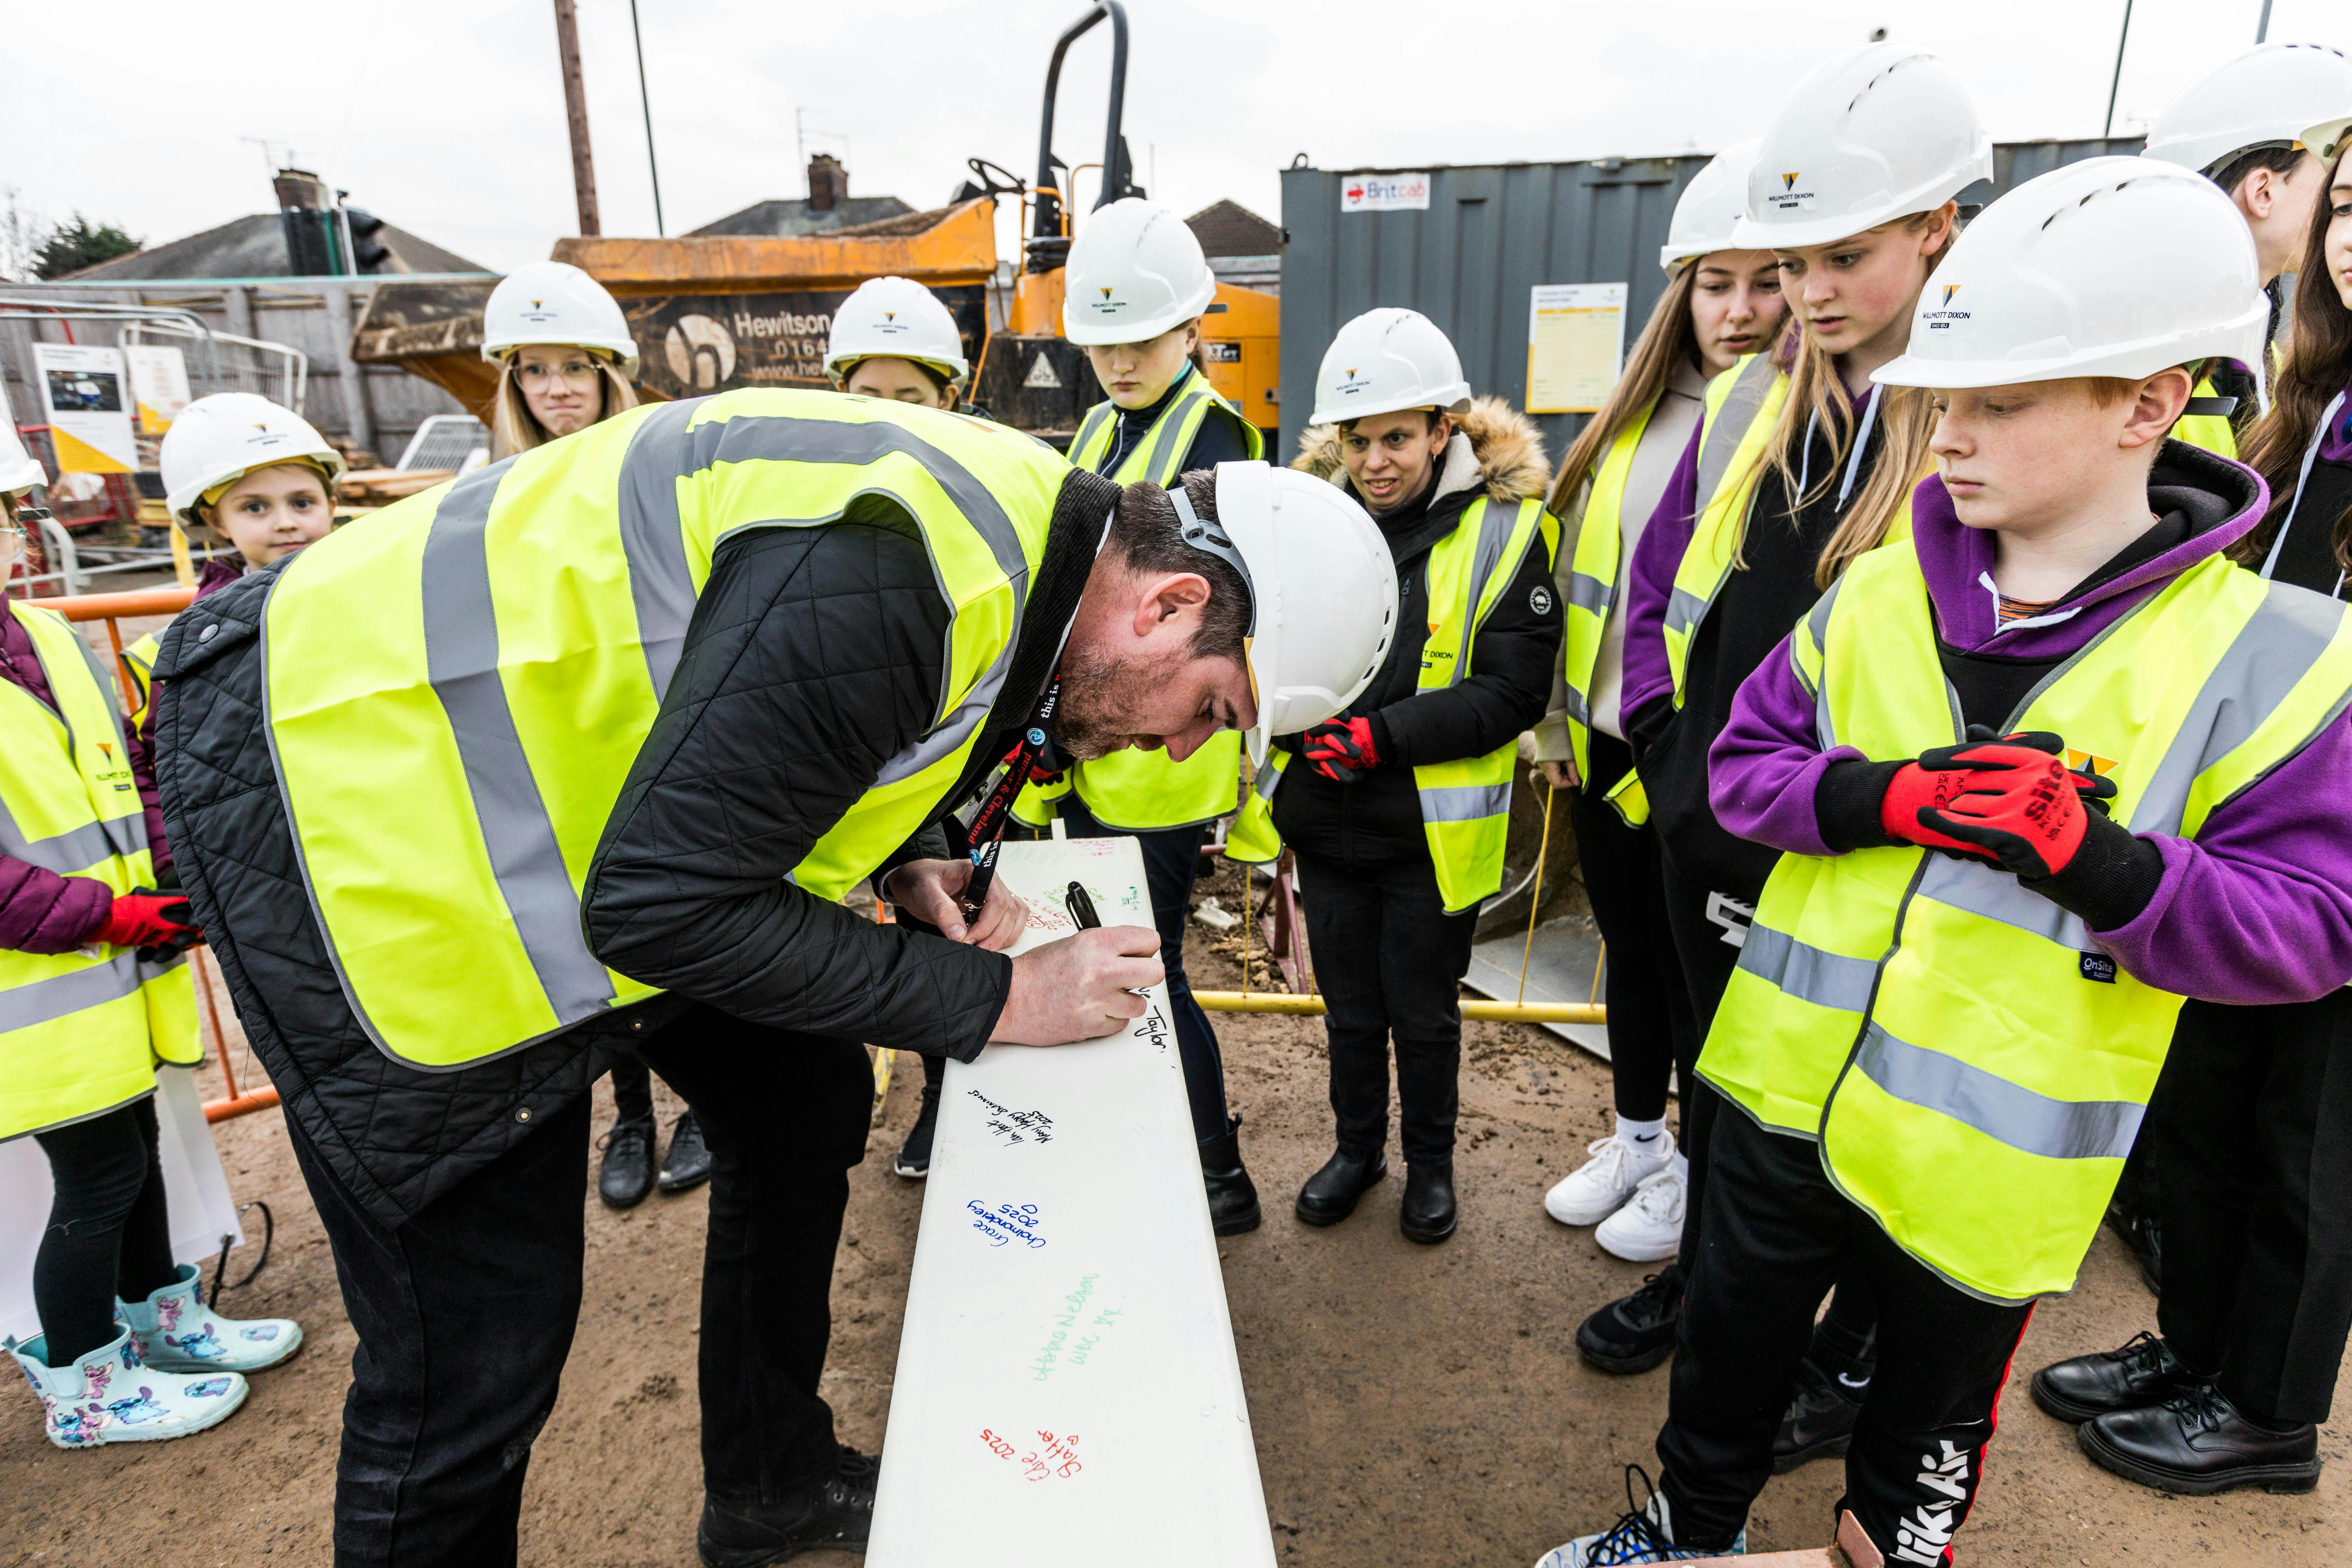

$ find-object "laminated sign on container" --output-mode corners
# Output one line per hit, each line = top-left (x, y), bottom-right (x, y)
(1339, 172), (1431, 213)
(1526, 283), (1628, 415)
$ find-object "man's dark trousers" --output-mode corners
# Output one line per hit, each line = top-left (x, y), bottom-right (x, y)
(292, 1002), (874, 1566)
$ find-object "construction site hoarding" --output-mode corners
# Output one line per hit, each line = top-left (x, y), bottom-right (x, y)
(1276, 137), (2146, 461)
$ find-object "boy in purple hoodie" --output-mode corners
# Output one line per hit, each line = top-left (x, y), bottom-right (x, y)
(1539, 160), (2352, 1568)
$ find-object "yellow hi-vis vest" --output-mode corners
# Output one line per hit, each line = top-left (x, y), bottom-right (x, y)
(1013, 366), (1266, 832)
(1556, 400), (1657, 783)
(261, 390), (1070, 1071)
(1701, 540), (2352, 1301)
(122, 631), (160, 732)
(1227, 493), (1560, 913)
(1, 602), (198, 1143)
(2175, 377), (2238, 461)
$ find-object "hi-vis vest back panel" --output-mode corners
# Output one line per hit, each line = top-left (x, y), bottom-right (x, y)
(1701, 539), (2352, 1301)
(0, 602), (198, 1143)
(263, 392), (1069, 1071)
(1020, 366), (1266, 832)
(1227, 493), (1559, 913)
(1556, 402), (1656, 782)
(2175, 376), (2238, 461)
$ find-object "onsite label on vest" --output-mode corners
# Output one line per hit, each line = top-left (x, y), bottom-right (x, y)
(866, 836), (1274, 1565)
(2079, 952), (2119, 984)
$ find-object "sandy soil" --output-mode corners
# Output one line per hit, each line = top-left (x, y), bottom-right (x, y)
(4, 858), (2344, 1566)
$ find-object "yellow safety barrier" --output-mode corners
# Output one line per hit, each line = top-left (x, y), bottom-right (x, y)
(1194, 991), (1604, 1025)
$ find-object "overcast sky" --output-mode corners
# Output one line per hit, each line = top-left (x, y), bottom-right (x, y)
(6, 0), (2348, 275)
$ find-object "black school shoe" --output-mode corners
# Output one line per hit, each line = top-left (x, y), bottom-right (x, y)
(597, 1115), (656, 1209)
(1294, 1146), (1387, 1225)
(1575, 1266), (1683, 1374)
(2078, 1385), (2321, 1496)
(698, 1446), (879, 1566)
(2032, 1331), (2200, 1424)
(2104, 1199), (2163, 1295)
(659, 1109), (714, 1193)
(1399, 1163), (1457, 1244)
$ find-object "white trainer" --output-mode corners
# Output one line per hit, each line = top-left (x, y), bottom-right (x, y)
(1544, 1131), (1675, 1227)
(1595, 1164), (1687, 1263)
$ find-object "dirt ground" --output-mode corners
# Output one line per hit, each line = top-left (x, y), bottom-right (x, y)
(4, 858), (2345, 1566)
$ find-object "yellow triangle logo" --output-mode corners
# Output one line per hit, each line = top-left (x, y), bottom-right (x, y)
(2065, 748), (2118, 777)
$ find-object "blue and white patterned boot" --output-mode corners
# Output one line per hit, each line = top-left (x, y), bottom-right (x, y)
(1535, 1466), (1746, 1566)
(119, 1264), (303, 1373)
(6, 1327), (247, 1448)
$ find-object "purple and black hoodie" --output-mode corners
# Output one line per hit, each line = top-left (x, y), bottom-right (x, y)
(1708, 442), (2352, 1007)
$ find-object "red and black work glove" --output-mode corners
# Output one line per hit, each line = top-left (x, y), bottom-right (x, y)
(1302, 716), (1380, 783)
(1910, 730), (2119, 879)
(92, 889), (201, 962)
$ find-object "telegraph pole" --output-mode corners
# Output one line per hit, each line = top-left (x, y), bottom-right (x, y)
(552, 0), (602, 236)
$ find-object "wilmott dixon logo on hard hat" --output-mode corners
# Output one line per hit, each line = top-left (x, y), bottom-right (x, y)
(1767, 171), (1817, 214)
(1920, 283), (1972, 332)
(519, 298), (560, 323)
(1333, 366), (1376, 399)
(1086, 286), (1125, 317)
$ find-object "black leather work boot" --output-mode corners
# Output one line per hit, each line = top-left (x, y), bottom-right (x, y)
(1399, 1162), (1457, 1244)
(1199, 1116), (1262, 1235)
(1294, 1146), (1387, 1226)
(2031, 1331), (2201, 1424)
(597, 1114), (655, 1209)
(658, 1109), (714, 1194)
(697, 1446), (878, 1566)
(1575, 1266), (1684, 1374)
(2079, 1385), (2321, 1496)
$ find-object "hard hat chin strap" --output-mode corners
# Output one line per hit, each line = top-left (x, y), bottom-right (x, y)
(1169, 482), (1256, 636)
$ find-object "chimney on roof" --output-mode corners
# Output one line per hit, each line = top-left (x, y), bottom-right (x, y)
(273, 167), (339, 277)
(807, 153), (847, 212)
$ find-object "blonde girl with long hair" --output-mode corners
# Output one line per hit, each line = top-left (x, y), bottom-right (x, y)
(1530, 142), (1787, 1272)
(1561, 40), (1989, 1487)
(481, 261), (642, 460)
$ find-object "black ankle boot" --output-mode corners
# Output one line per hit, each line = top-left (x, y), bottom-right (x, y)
(1295, 1146), (1387, 1226)
(597, 1114), (655, 1209)
(894, 1076), (942, 1180)
(1199, 1116), (1261, 1235)
(697, 1446), (878, 1566)
(1399, 1162), (1456, 1244)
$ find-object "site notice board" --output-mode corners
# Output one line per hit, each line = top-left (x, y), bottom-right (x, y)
(1526, 282), (1628, 415)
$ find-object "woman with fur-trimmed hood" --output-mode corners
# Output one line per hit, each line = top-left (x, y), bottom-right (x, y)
(1242, 308), (1561, 1245)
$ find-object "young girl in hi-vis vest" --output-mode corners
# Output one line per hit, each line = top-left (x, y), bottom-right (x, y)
(1, 439), (303, 1449)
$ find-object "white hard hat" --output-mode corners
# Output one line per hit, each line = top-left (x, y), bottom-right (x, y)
(0, 413), (44, 496)
(1182, 463), (1397, 767)
(2141, 42), (2352, 178)
(1061, 197), (1218, 346)
(826, 276), (969, 382)
(160, 393), (347, 525)
(1873, 158), (2268, 393)
(1733, 42), (1992, 251)
(1662, 140), (1763, 274)
(482, 260), (640, 379)
(1309, 308), (1473, 426)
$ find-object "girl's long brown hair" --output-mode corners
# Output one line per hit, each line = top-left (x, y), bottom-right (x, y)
(2236, 148), (2352, 570)
(1546, 263), (1703, 515)
(1754, 208), (1954, 588)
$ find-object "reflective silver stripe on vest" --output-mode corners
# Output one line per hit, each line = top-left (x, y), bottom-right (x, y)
(1561, 686), (1591, 727)
(0, 812), (129, 875)
(1917, 855), (2092, 953)
(1856, 1021), (2142, 1161)
(1248, 757), (1281, 801)
(1739, 922), (1878, 1013)
(1663, 586), (1708, 643)
(421, 465), (620, 1024)
(1801, 578), (1844, 748)
(0, 948), (142, 1032)
(1566, 571), (1612, 615)
(614, 410), (1037, 787)
(1142, 390), (1209, 486)
(1693, 354), (1779, 512)
(1072, 401), (1117, 469)
(1419, 782), (1510, 822)
(1464, 500), (1524, 646)
(2128, 579), (2348, 835)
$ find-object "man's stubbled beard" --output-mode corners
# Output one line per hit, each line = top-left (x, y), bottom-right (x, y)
(1051, 644), (1174, 762)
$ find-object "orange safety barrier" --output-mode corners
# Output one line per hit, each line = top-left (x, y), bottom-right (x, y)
(35, 584), (273, 1123)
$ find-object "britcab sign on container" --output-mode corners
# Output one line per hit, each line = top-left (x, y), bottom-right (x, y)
(1341, 173), (1432, 213)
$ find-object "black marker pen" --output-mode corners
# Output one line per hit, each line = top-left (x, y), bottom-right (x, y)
(1063, 881), (1100, 930)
